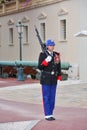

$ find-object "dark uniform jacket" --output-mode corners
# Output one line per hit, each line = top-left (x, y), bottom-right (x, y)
(38, 51), (61, 85)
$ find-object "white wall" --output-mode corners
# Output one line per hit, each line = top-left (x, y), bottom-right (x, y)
(0, 0), (80, 62)
(0, 0), (87, 80)
(78, 0), (87, 80)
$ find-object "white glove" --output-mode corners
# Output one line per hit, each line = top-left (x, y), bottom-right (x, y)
(45, 55), (52, 62)
(57, 80), (60, 85)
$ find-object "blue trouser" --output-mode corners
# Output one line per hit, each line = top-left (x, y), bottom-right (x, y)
(42, 84), (57, 116)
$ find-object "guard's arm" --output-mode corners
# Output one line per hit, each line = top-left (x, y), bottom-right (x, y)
(38, 53), (52, 70)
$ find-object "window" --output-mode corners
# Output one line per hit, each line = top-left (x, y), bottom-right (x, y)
(9, 27), (13, 44)
(60, 19), (66, 41)
(40, 23), (46, 42)
(23, 25), (28, 44)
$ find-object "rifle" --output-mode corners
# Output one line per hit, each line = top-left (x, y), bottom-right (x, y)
(34, 25), (49, 56)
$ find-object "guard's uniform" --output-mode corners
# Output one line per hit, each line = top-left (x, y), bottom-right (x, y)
(38, 51), (61, 117)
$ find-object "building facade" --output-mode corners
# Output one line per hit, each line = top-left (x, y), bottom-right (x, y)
(0, 0), (87, 80)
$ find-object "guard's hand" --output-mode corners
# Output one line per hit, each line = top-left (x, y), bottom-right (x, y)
(57, 75), (62, 85)
(57, 80), (60, 85)
(45, 55), (52, 62)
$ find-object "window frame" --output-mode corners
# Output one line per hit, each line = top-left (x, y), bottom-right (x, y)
(58, 18), (67, 42)
(8, 26), (14, 46)
(40, 22), (46, 42)
(22, 24), (29, 45)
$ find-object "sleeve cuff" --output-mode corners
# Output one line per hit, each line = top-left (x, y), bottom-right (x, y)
(57, 76), (62, 80)
(42, 60), (49, 66)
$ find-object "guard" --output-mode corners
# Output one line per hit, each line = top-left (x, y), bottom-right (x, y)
(38, 39), (62, 121)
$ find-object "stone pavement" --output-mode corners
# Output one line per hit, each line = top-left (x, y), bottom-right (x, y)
(0, 120), (39, 130)
(0, 78), (87, 130)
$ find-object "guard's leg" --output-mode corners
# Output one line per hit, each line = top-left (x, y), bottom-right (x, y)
(42, 84), (52, 116)
(50, 85), (57, 115)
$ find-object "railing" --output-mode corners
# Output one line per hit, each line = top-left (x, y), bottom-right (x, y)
(0, 60), (71, 80)
(0, 0), (64, 16)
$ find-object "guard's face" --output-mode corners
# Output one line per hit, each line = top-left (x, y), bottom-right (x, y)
(47, 46), (54, 52)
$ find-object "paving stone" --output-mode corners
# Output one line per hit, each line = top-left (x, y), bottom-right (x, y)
(0, 78), (87, 130)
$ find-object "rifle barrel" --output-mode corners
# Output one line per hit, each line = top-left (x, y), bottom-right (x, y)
(34, 25), (48, 56)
